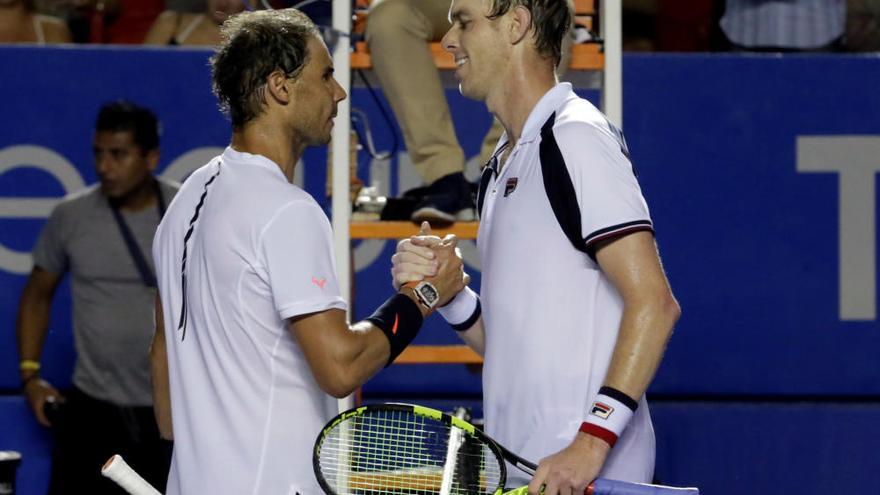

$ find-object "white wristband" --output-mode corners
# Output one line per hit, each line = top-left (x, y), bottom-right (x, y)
(436, 286), (480, 330)
(580, 391), (636, 447)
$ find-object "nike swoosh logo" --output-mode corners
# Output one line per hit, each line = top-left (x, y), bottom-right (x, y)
(392, 314), (399, 335)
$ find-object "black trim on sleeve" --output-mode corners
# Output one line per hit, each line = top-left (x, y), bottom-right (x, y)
(598, 385), (639, 412)
(583, 220), (654, 261)
(451, 298), (482, 332)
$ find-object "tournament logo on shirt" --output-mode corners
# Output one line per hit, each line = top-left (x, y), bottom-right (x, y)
(590, 401), (614, 420)
(504, 177), (518, 197)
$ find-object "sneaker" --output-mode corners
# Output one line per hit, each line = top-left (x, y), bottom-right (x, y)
(410, 172), (476, 226)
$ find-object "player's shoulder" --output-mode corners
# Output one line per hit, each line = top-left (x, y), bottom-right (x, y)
(175, 158), (221, 193)
(550, 97), (625, 157)
(258, 192), (329, 244)
(274, 188), (326, 222)
(160, 158), (220, 220)
(552, 96), (613, 138)
(242, 166), (317, 213)
(546, 97), (635, 178)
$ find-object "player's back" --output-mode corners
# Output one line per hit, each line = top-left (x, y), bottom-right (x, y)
(153, 147), (338, 495)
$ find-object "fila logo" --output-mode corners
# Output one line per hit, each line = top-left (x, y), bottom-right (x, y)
(311, 276), (327, 289)
(504, 177), (518, 197)
(590, 402), (614, 420)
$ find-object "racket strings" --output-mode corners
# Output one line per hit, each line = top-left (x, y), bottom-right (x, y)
(318, 409), (503, 494)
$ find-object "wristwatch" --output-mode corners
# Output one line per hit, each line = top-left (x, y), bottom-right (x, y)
(406, 281), (440, 309)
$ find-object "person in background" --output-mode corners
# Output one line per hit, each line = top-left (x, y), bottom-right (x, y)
(366, 0), (482, 224)
(366, 0), (572, 225)
(47, 0), (164, 44)
(16, 101), (176, 494)
(0, 0), (71, 43)
(143, 0), (244, 46)
(846, 0), (880, 51)
(720, 0), (846, 51)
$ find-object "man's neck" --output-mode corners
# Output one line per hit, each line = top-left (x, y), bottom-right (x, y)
(231, 120), (303, 183)
(487, 63), (558, 151)
(112, 178), (157, 212)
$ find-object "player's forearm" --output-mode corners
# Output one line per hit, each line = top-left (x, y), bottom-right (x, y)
(602, 294), (680, 399)
(457, 316), (486, 356)
(296, 292), (431, 398)
(295, 324), (382, 398)
(436, 286), (483, 353)
(333, 291), (432, 396)
(323, 322), (394, 397)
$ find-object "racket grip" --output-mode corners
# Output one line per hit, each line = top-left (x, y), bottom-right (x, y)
(101, 455), (163, 495)
(588, 478), (700, 495)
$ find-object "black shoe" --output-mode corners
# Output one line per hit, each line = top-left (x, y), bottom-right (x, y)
(410, 172), (476, 226)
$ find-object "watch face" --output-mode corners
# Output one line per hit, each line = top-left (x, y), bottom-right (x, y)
(418, 283), (439, 305)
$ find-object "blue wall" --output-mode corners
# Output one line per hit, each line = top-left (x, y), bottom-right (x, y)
(0, 47), (878, 494)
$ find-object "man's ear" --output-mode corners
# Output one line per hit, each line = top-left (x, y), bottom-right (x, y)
(145, 148), (160, 172)
(508, 5), (532, 46)
(265, 69), (292, 104)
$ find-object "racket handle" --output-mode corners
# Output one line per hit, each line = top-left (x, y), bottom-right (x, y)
(101, 455), (163, 495)
(588, 478), (700, 495)
(502, 479), (699, 495)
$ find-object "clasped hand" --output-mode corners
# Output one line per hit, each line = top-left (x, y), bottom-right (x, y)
(391, 222), (469, 305)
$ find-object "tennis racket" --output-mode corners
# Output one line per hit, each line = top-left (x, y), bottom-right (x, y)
(313, 403), (699, 495)
(101, 455), (163, 495)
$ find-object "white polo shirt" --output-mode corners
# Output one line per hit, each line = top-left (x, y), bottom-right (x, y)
(153, 147), (346, 495)
(478, 83), (656, 484)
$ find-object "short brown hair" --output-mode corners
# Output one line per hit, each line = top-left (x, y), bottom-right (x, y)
(210, 9), (319, 128)
(487, 0), (572, 67)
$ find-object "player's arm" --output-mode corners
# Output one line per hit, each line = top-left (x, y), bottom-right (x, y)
(291, 240), (466, 398)
(150, 295), (173, 440)
(454, 317), (485, 356)
(16, 266), (64, 427)
(595, 231), (680, 405)
(529, 231), (680, 495)
(391, 223), (485, 354)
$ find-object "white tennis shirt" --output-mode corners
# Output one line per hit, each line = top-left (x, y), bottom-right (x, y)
(153, 147), (346, 495)
(478, 83), (656, 484)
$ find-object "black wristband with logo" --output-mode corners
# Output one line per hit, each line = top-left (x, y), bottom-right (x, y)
(365, 293), (424, 366)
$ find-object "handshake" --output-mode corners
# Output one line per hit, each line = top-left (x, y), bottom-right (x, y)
(391, 221), (471, 312)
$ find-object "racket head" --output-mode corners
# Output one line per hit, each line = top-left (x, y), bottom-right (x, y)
(313, 403), (508, 495)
